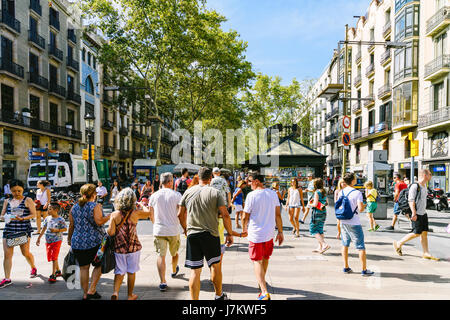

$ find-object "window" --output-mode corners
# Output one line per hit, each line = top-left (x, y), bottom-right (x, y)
(50, 103), (58, 127)
(93, 57), (96, 69)
(394, 40), (418, 83)
(3, 130), (13, 155)
(67, 109), (75, 127)
(113, 135), (117, 148)
(356, 144), (361, 163)
(67, 45), (73, 60)
(354, 117), (362, 133)
(1, 84), (14, 115)
(30, 95), (40, 120)
(50, 31), (57, 48)
(393, 81), (418, 127)
(51, 139), (58, 150)
(67, 74), (74, 93)
(29, 16), (38, 34)
(85, 102), (94, 117)
(85, 76), (94, 95)
(104, 132), (109, 146)
(395, 4), (418, 41)
(69, 143), (74, 154)
(434, 32), (447, 59)
(368, 141), (373, 151)
(434, 82), (445, 111)
(57, 166), (65, 178)
(87, 52), (91, 66)
(32, 135), (40, 148)
(379, 102), (391, 123)
(82, 48), (86, 61)
(49, 64), (58, 84)
(369, 110), (376, 129)
(1, 36), (13, 62)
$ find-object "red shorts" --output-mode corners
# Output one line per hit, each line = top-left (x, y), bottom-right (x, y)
(46, 241), (62, 262)
(249, 240), (274, 261)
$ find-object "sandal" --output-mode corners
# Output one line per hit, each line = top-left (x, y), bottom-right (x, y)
(393, 241), (402, 256)
(423, 255), (440, 261)
(320, 245), (331, 254)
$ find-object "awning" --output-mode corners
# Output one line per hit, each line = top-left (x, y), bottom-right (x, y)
(376, 138), (389, 147)
(373, 162), (393, 171)
(133, 159), (157, 168)
(173, 162), (201, 173)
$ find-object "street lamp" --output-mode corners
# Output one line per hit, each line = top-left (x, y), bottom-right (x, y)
(84, 112), (95, 184)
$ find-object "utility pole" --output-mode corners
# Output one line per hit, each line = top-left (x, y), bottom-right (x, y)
(45, 143), (49, 182)
(342, 24), (349, 174)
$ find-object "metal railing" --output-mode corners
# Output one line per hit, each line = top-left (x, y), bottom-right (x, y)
(418, 106), (450, 128)
(383, 20), (391, 37)
(0, 58), (24, 79)
(0, 10), (20, 33)
(49, 82), (66, 98)
(67, 29), (76, 44)
(351, 122), (391, 141)
(355, 50), (361, 63)
(378, 83), (392, 99)
(354, 73), (362, 86)
(48, 44), (63, 61)
(102, 120), (114, 130)
(67, 90), (81, 104)
(119, 105), (128, 114)
(66, 57), (79, 72)
(102, 146), (115, 156)
(426, 6), (450, 35)
(28, 30), (45, 49)
(49, 14), (60, 31)
(28, 72), (48, 89)
(30, 0), (42, 16)
(119, 150), (131, 159)
(381, 49), (391, 65)
(119, 126), (129, 136)
(424, 55), (450, 79)
(366, 63), (375, 77)
(363, 94), (374, 107)
(352, 102), (361, 113)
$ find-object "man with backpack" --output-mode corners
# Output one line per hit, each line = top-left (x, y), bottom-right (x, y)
(393, 169), (439, 261)
(174, 168), (191, 195)
(335, 172), (374, 276)
(385, 173), (408, 231)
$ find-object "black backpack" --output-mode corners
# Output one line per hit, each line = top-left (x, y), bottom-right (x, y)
(397, 183), (421, 216)
(176, 178), (188, 195)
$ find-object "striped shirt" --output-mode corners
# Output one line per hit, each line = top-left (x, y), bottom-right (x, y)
(3, 198), (33, 238)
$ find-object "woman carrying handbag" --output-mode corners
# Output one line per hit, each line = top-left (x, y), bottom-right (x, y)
(108, 188), (150, 300)
(0, 180), (38, 288)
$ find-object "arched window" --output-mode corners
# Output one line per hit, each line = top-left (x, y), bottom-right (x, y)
(85, 76), (94, 95)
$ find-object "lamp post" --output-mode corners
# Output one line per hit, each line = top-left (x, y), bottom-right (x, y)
(84, 113), (95, 184)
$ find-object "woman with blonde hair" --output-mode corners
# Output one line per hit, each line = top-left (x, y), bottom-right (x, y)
(188, 174), (199, 188)
(109, 188), (150, 300)
(285, 179), (305, 237)
(68, 184), (111, 300)
(334, 179), (346, 239)
(364, 181), (380, 232)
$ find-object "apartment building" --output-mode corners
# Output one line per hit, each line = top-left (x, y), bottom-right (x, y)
(0, 0), (82, 186)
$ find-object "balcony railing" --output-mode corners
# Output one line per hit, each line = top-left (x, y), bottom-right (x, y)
(67, 90), (81, 105)
(119, 126), (129, 136)
(363, 94), (374, 107)
(102, 146), (115, 156)
(366, 63), (375, 77)
(0, 10), (20, 34)
(325, 132), (339, 143)
(102, 120), (114, 131)
(66, 57), (79, 72)
(426, 6), (450, 36)
(368, 39), (375, 52)
(354, 73), (362, 86)
(381, 49), (391, 65)
(28, 72), (48, 90)
(378, 83), (392, 99)
(160, 152), (172, 160)
(0, 110), (81, 140)
(119, 105), (128, 114)
(119, 150), (131, 159)
(49, 82), (66, 98)
(67, 29), (76, 44)
(352, 102), (361, 113)
(418, 106), (450, 129)
(28, 30), (46, 50)
(383, 20), (391, 38)
(48, 44), (63, 62)
(352, 122), (392, 142)
(49, 14), (60, 31)
(355, 50), (361, 63)
(0, 58), (24, 79)
(424, 55), (450, 80)
(133, 151), (144, 158)
(30, 0), (42, 16)
(103, 92), (113, 105)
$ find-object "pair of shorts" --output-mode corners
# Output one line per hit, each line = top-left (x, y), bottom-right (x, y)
(72, 245), (100, 267)
(366, 202), (378, 214)
(221, 244), (226, 255)
(234, 204), (243, 212)
(289, 205), (301, 209)
(249, 240), (274, 261)
(46, 240), (62, 262)
(154, 235), (180, 257)
(393, 202), (400, 215)
(185, 232), (221, 269)
(341, 224), (365, 250)
(114, 250), (141, 275)
(411, 214), (429, 235)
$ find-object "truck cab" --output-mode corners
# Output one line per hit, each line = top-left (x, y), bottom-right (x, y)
(27, 160), (72, 190)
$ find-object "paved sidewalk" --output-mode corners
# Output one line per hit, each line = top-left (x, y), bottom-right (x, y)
(0, 219), (448, 300)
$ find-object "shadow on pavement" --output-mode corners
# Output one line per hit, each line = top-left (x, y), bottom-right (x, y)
(379, 272), (450, 283)
(324, 252), (403, 261)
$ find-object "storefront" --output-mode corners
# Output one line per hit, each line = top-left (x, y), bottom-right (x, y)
(422, 160), (450, 193)
(398, 161), (418, 181)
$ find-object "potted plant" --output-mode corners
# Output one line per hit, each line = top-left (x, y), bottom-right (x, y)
(22, 108), (31, 126)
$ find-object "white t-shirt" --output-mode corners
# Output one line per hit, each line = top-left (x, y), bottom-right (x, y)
(96, 186), (107, 197)
(337, 186), (363, 225)
(149, 188), (183, 236)
(288, 188), (301, 206)
(244, 188), (280, 243)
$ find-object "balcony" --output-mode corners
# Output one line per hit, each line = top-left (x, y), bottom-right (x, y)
(328, 156), (341, 167)
(102, 120), (114, 131)
(380, 49), (391, 66)
(351, 122), (392, 144)
(0, 10), (20, 34)
(102, 146), (115, 156)
(67, 29), (76, 44)
(426, 6), (450, 37)
(119, 126), (129, 136)
(0, 58), (24, 80)
(365, 63), (375, 78)
(368, 40), (375, 53)
(49, 14), (60, 31)
(48, 44), (63, 62)
(393, 109), (417, 131)
(352, 102), (362, 114)
(119, 150), (131, 159)
(325, 132), (339, 143)
(67, 90), (81, 105)
(363, 94), (374, 108)
(132, 110), (140, 119)
(119, 105), (128, 115)
(378, 83), (392, 100)
(66, 57), (79, 72)
(133, 151), (144, 158)
(0, 110), (81, 140)
(355, 50), (362, 64)
(28, 30), (46, 51)
(28, 72), (48, 91)
(418, 106), (450, 130)
(102, 92), (113, 105)
(160, 152), (172, 161)
(354, 73), (362, 87)
(30, 0), (42, 16)
(424, 55), (450, 82)
(49, 82), (66, 99)
(383, 21), (391, 39)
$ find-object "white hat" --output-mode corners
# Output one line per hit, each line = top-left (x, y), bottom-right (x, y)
(212, 167), (220, 173)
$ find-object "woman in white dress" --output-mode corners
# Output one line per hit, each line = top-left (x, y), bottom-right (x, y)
(110, 180), (121, 209)
(285, 179), (305, 238)
(34, 180), (51, 234)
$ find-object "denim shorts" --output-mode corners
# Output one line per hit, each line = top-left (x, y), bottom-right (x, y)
(341, 224), (365, 250)
(393, 202), (400, 215)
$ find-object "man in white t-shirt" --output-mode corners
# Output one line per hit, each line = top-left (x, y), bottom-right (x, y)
(243, 172), (284, 301)
(96, 181), (108, 203)
(148, 172), (182, 292)
(337, 172), (374, 276)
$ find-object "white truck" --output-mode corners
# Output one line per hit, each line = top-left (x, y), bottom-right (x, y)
(27, 153), (99, 191)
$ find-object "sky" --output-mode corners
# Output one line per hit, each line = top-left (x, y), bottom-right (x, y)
(206, 0), (370, 85)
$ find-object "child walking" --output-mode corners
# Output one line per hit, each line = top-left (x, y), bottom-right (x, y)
(364, 181), (380, 232)
(310, 178), (330, 254)
(36, 202), (67, 282)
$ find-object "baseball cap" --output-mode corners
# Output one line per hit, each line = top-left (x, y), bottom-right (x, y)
(212, 167), (220, 173)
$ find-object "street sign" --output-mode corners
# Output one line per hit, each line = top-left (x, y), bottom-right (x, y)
(342, 116), (351, 129)
(342, 133), (351, 146)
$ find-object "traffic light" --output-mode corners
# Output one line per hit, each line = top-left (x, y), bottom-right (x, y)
(82, 145), (96, 160)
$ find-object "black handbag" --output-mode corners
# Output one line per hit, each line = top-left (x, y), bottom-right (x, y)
(62, 249), (78, 282)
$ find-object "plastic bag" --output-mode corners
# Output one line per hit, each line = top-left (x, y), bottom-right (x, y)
(62, 249), (78, 282)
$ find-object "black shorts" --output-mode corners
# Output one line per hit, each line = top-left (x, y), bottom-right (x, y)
(73, 245), (100, 267)
(185, 232), (221, 269)
(411, 214), (429, 235)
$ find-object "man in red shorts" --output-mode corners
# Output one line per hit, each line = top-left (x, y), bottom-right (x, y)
(243, 172), (284, 300)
